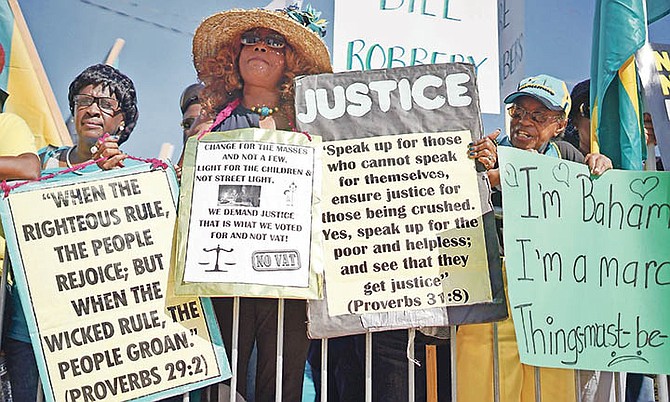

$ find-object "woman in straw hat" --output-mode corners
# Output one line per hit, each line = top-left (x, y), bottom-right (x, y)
(191, 5), (331, 401)
(193, 5), (331, 134)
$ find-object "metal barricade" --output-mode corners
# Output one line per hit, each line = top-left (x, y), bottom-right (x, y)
(17, 292), (670, 402)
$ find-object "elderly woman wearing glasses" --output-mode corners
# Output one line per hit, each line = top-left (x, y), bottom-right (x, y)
(457, 74), (613, 402)
(190, 5), (331, 402)
(485, 74), (612, 188)
(40, 63), (138, 171)
(3, 63), (138, 401)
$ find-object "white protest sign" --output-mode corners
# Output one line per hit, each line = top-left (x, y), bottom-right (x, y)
(321, 131), (492, 316)
(175, 129), (322, 299)
(333, 0), (500, 113)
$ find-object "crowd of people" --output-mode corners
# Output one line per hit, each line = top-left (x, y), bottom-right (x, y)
(0, 3), (663, 402)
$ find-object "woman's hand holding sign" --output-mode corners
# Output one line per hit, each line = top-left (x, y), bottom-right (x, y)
(468, 129), (499, 170)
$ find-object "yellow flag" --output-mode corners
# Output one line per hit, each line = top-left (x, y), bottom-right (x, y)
(0, 0), (71, 148)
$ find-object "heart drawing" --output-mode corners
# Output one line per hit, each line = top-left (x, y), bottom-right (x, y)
(552, 162), (570, 187)
(504, 163), (519, 187)
(629, 176), (659, 201)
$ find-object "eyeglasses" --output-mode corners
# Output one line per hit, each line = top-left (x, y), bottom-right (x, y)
(508, 104), (562, 124)
(74, 94), (119, 115)
(240, 31), (286, 49)
(181, 117), (195, 130)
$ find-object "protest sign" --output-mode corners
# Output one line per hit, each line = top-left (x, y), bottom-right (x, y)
(637, 42), (670, 169)
(332, 0), (500, 113)
(0, 164), (229, 402)
(296, 63), (506, 336)
(319, 131), (491, 316)
(500, 147), (670, 373)
(175, 129), (322, 299)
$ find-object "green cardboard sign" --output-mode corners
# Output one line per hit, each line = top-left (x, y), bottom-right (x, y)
(500, 147), (670, 373)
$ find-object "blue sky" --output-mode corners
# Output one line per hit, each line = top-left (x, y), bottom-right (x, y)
(20, 0), (670, 158)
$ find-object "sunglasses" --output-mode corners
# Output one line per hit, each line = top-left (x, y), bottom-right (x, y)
(240, 31), (286, 49)
(74, 94), (119, 115)
(181, 117), (195, 130)
(508, 104), (562, 125)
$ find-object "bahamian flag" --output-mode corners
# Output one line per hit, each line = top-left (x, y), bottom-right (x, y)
(590, 0), (648, 170)
(0, 0), (70, 148)
(591, 0), (670, 170)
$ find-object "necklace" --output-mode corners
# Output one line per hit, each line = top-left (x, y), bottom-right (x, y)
(65, 146), (90, 175)
(199, 98), (311, 141)
(250, 105), (279, 117)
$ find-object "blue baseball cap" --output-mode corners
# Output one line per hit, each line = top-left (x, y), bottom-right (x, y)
(504, 74), (571, 117)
